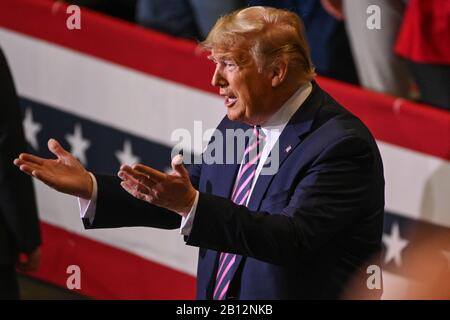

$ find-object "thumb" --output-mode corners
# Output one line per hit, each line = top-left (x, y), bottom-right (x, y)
(48, 138), (69, 158)
(171, 154), (189, 178)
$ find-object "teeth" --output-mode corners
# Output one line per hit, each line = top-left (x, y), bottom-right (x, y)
(224, 96), (237, 106)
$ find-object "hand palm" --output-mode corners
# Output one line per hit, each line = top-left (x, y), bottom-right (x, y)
(40, 156), (83, 188)
(14, 139), (93, 199)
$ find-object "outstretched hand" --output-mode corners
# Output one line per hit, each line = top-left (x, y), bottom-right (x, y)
(118, 154), (197, 217)
(14, 139), (93, 199)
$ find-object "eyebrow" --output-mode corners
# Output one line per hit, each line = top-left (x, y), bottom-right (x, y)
(208, 54), (235, 63)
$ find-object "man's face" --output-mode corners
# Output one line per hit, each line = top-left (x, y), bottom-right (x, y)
(209, 49), (273, 125)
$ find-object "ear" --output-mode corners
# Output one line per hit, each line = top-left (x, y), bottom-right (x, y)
(269, 59), (288, 87)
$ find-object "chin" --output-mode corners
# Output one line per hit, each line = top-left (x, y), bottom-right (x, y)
(226, 109), (241, 122)
(226, 105), (252, 124)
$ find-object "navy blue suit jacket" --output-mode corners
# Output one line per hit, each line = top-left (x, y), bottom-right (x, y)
(85, 82), (385, 299)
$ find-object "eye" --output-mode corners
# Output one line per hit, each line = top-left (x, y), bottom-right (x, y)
(224, 61), (237, 69)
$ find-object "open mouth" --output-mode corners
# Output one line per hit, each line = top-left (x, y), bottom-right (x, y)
(225, 95), (238, 108)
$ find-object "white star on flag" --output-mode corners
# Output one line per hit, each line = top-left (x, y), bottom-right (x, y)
(65, 123), (91, 165)
(382, 222), (409, 267)
(115, 140), (140, 166)
(23, 108), (42, 150)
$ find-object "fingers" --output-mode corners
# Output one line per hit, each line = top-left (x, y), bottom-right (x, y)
(48, 138), (69, 158)
(171, 154), (189, 178)
(15, 160), (57, 188)
(18, 153), (45, 165)
(119, 169), (163, 205)
(118, 169), (151, 194)
(132, 164), (166, 183)
(119, 165), (157, 186)
(14, 161), (40, 177)
(13, 153), (41, 168)
(120, 179), (142, 198)
(118, 165), (166, 206)
(14, 157), (46, 180)
(120, 179), (157, 203)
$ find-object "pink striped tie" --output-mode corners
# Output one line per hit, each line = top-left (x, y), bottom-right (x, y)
(213, 126), (265, 300)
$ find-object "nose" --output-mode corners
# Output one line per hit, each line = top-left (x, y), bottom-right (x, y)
(211, 65), (227, 88)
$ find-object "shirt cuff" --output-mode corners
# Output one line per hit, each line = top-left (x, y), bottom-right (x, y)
(180, 190), (199, 236)
(78, 172), (98, 225)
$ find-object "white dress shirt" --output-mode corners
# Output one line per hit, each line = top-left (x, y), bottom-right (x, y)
(79, 82), (312, 236)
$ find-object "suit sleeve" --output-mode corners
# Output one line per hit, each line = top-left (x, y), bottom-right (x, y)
(0, 48), (41, 253)
(185, 135), (381, 265)
(84, 162), (202, 230)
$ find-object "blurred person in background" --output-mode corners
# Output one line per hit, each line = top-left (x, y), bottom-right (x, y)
(322, 0), (413, 98)
(249, 0), (360, 85)
(395, 0), (450, 110)
(135, 0), (246, 40)
(0, 47), (41, 299)
(69, 0), (137, 22)
(136, 0), (200, 40)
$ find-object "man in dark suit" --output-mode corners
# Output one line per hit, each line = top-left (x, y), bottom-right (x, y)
(14, 7), (384, 299)
(0, 47), (41, 299)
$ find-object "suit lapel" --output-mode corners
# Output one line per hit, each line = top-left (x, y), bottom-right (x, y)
(213, 121), (250, 197)
(247, 82), (323, 211)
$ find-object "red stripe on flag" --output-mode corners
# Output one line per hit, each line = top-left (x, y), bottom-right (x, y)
(317, 77), (450, 160)
(0, 0), (215, 93)
(25, 222), (196, 299)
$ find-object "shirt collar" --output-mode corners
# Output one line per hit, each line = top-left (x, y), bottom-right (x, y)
(260, 81), (312, 137)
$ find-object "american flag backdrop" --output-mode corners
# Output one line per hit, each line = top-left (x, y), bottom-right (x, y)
(1, 0), (449, 299)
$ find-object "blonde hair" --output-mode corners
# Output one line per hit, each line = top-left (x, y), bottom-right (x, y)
(201, 6), (316, 84)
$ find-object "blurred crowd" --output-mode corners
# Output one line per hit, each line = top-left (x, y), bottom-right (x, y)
(69, 0), (450, 111)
